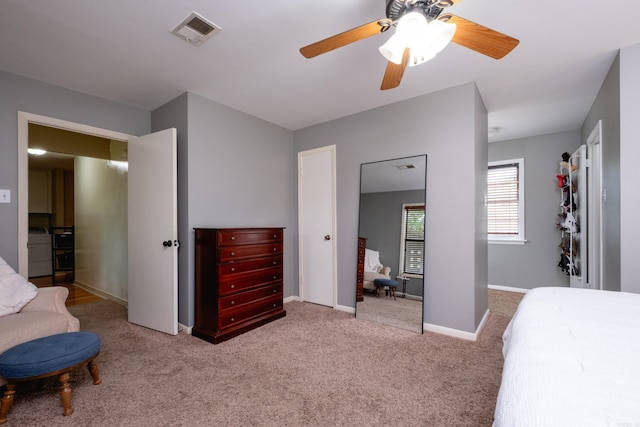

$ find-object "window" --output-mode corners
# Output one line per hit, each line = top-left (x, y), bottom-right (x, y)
(399, 204), (425, 276)
(487, 158), (525, 243)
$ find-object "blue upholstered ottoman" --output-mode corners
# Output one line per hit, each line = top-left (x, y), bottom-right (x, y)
(373, 278), (398, 300)
(0, 332), (101, 423)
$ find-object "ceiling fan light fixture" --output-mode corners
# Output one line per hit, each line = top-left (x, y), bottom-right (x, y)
(407, 44), (435, 66)
(378, 33), (407, 64)
(379, 11), (456, 67)
(425, 19), (456, 53)
(379, 11), (428, 65)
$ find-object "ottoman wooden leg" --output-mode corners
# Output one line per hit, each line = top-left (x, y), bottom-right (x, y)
(0, 383), (16, 424)
(87, 360), (101, 385)
(58, 372), (74, 416)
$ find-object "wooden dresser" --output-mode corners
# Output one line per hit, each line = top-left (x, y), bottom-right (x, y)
(193, 227), (286, 344)
(356, 237), (366, 302)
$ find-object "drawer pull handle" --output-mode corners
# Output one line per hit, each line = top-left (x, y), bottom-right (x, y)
(273, 234), (277, 238)
(273, 289), (277, 293)
(230, 236), (235, 240)
(273, 303), (277, 307)
(230, 267), (235, 272)
(230, 300), (235, 305)
(273, 276), (277, 279)
(272, 248), (277, 252)
(230, 284), (235, 289)
(273, 261), (277, 265)
(230, 318), (235, 322)
(230, 252), (235, 256)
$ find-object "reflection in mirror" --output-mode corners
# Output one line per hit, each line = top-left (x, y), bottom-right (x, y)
(356, 155), (426, 334)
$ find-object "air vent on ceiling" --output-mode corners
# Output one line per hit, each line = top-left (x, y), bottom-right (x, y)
(171, 12), (221, 46)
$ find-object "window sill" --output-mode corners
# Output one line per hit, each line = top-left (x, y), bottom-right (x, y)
(489, 239), (527, 245)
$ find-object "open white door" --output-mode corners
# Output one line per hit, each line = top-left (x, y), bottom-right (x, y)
(128, 128), (178, 335)
(298, 145), (337, 307)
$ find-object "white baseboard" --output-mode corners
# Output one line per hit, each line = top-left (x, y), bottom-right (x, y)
(179, 323), (192, 335)
(423, 309), (490, 342)
(335, 304), (355, 314)
(284, 295), (300, 303)
(488, 284), (529, 293)
(73, 280), (128, 307)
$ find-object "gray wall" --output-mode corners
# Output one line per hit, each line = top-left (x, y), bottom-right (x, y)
(152, 93), (296, 327)
(473, 87), (489, 326)
(619, 44), (640, 294)
(359, 189), (424, 296)
(488, 130), (581, 290)
(294, 82), (488, 334)
(0, 70), (150, 269)
(582, 53), (621, 292)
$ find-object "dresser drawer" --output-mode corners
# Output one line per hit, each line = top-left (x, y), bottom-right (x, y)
(218, 256), (282, 275)
(218, 242), (283, 262)
(219, 283), (282, 312)
(217, 229), (283, 246)
(218, 267), (282, 296)
(218, 295), (283, 330)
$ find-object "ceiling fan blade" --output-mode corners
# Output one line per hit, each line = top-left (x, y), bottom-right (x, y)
(380, 48), (410, 90)
(300, 19), (391, 59)
(439, 14), (519, 59)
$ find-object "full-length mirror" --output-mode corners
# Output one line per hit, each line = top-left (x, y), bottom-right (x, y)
(355, 155), (426, 333)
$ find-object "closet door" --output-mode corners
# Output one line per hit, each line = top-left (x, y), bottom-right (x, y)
(298, 145), (337, 307)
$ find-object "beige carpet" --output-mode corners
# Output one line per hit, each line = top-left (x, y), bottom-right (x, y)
(2, 289), (523, 426)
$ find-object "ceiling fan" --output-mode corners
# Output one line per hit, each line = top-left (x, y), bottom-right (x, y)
(300, 0), (519, 90)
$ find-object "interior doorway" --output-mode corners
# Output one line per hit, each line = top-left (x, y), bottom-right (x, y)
(18, 112), (179, 336)
(22, 118), (130, 304)
(18, 112), (135, 279)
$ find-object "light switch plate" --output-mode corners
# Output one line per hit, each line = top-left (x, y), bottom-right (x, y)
(0, 189), (11, 203)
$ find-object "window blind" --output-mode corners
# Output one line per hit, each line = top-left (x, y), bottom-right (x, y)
(403, 205), (425, 275)
(487, 162), (520, 235)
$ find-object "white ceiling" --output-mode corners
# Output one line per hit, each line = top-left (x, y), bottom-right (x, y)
(1, 0), (639, 142)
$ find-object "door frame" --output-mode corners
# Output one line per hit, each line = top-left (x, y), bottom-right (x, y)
(586, 120), (603, 290)
(17, 111), (134, 277)
(297, 145), (338, 307)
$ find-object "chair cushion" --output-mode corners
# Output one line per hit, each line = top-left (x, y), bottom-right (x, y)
(373, 278), (398, 288)
(0, 311), (70, 355)
(0, 332), (100, 379)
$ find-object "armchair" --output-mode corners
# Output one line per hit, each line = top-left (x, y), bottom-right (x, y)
(363, 266), (392, 291)
(0, 256), (80, 386)
(362, 248), (392, 291)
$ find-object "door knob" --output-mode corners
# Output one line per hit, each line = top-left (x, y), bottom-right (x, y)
(324, 235), (331, 240)
(162, 240), (173, 247)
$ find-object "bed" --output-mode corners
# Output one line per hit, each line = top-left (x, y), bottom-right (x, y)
(494, 287), (640, 427)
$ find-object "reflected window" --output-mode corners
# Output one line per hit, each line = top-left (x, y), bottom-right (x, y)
(400, 203), (424, 276)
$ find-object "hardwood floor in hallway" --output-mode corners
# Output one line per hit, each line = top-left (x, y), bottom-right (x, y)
(30, 275), (103, 306)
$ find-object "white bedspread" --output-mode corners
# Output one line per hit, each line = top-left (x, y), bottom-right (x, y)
(494, 287), (640, 427)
